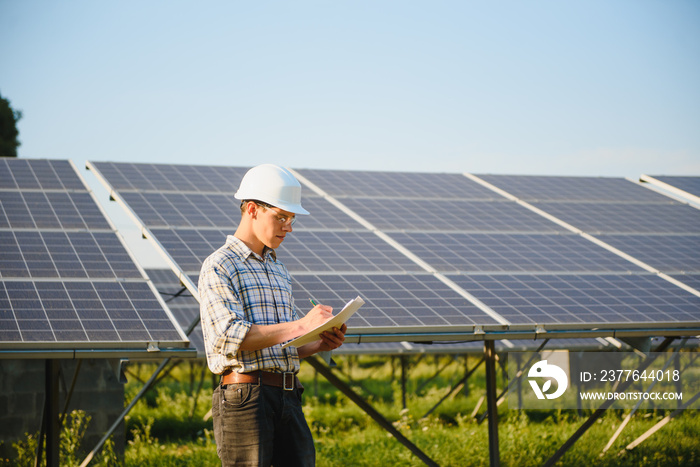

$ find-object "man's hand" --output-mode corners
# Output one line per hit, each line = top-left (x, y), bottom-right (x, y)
(296, 323), (347, 358)
(300, 304), (334, 332)
(318, 323), (347, 351)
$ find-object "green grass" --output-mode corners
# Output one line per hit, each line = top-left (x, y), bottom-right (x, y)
(6, 355), (697, 466)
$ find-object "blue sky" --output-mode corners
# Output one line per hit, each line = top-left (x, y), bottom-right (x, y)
(2, 0), (699, 179)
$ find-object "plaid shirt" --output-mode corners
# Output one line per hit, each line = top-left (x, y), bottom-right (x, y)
(199, 235), (300, 375)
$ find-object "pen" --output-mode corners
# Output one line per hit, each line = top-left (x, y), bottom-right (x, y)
(309, 298), (319, 306)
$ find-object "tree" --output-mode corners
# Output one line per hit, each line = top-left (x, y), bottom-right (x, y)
(0, 92), (22, 157)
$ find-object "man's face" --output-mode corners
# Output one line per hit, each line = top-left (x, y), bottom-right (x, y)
(253, 204), (295, 250)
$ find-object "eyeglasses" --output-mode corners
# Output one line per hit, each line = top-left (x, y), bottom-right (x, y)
(256, 202), (296, 226)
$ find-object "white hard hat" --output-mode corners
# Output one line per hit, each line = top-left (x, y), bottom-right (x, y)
(234, 164), (310, 215)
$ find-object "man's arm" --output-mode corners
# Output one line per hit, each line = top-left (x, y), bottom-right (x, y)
(238, 304), (337, 351)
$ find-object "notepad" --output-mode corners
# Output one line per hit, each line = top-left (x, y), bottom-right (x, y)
(282, 296), (364, 348)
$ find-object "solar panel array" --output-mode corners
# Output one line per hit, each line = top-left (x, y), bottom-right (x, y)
(87, 161), (700, 344)
(0, 159), (190, 355)
(144, 268), (619, 356)
(476, 174), (700, 275)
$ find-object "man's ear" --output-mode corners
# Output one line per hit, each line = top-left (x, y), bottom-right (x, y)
(244, 201), (258, 218)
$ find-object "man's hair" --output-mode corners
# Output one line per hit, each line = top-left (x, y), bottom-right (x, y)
(240, 199), (273, 214)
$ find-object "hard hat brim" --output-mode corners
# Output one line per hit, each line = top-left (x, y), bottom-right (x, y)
(235, 194), (310, 215)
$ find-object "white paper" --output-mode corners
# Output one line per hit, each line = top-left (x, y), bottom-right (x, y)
(282, 296), (364, 348)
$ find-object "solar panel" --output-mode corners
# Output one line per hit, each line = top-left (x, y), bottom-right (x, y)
(0, 158), (86, 190)
(446, 273), (700, 328)
(339, 198), (568, 233)
(0, 280), (189, 347)
(291, 274), (501, 334)
(597, 234), (700, 274)
(147, 229), (425, 277)
(0, 159), (190, 354)
(0, 281), (186, 344)
(387, 232), (645, 274)
(295, 169), (499, 200)
(0, 191), (112, 230)
(118, 192), (241, 228)
(117, 192), (360, 230)
(149, 228), (229, 275)
(0, 231), (143, 279)
(87, 161), (700, 343)
(86, 161), (248, 193)
(475, 174), (672, 203)
(530, 201), (700, 235)
(132, 266), (620, 357)
(278, 232), (425, 274)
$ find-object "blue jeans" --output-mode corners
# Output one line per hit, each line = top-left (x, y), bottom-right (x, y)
(212, 383), (315, 466)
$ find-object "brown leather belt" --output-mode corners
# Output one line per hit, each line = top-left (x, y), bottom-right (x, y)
(221, 370), (301, 391)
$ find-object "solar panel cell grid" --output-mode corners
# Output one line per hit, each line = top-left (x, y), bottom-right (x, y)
(149, 228), (227, 274)
(389, 232), (644, 273)
(2, 280), (185, 344)
(117, 192), (361, 230)
(0, 231), (142, 279)
(532, 202), (700, 235)
(340, 198), (568, 233)
(0, 191), (111, 230)
(0, 159), (85, 190)
(597, 235), (700, 273)
(447, 274), (700, 327)
(277, 231), (424, 273)
(296, 169), (499, 200)
(476, 174), (672, 203)
(90, 162), (249, 193)
(292, 274), (501, 331)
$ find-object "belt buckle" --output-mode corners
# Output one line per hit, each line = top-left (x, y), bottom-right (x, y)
(282, 372), (295, 391)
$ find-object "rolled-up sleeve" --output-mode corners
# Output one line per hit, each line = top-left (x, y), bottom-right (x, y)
(199, 258), (252, 374)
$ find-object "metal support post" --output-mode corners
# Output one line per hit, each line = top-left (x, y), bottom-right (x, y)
(45, 359), (60, 467)
(484, 340), (500, 467)
(400, 355), (408, 409)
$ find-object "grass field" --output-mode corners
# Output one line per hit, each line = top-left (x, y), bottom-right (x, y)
(120, 354), (698, 467)
(6, 353), (699, 466)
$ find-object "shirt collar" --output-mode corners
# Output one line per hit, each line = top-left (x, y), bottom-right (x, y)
(226, 235), (277, 262)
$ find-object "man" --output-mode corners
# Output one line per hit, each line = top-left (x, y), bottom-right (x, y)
(199, 164), (347, 466)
